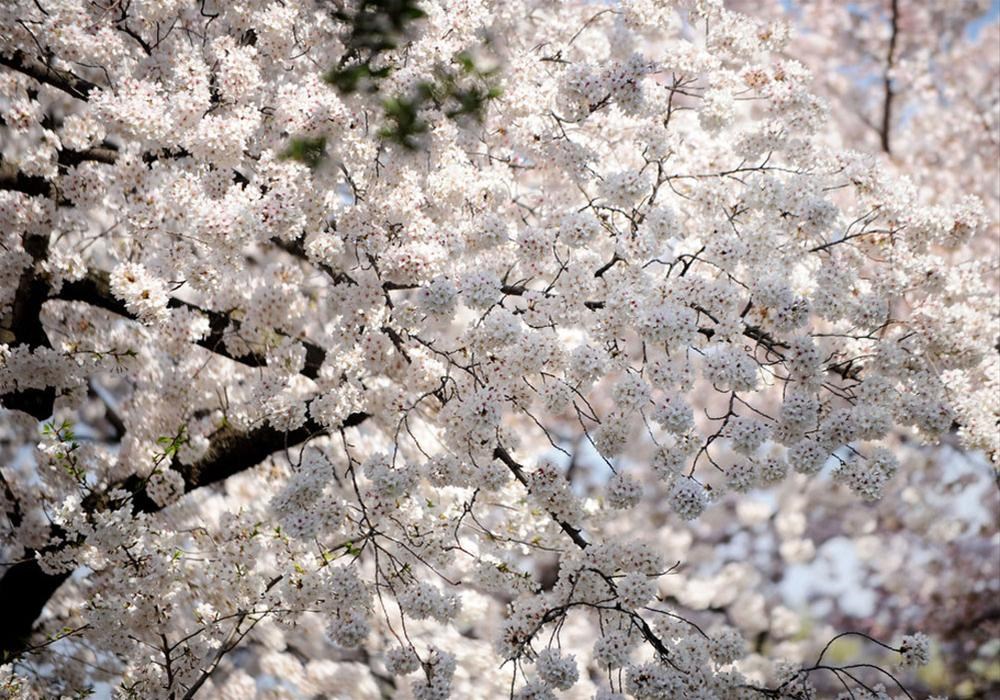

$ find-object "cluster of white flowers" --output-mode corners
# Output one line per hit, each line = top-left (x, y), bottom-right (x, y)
(109, 262), (170, 324)
(594, 630), (635, 669)
(651, 395), (693, 434)
(528, 460), (582, 523)
(535, 648), (579, 690)
(898, 632), (931, 668)
(397, 582), (461, 623)
(0, 0), (994, 697)
(145, 468), (185, 507)
(460, 270), (501, 308)
(606, 471), (643, 509)
(832, 448), (900, 501)
(669, 478), (709, 521)
(411, 647), (457, 700)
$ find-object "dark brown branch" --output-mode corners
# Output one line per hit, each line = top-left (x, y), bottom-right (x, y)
(0, 254), (354, 657)
(0, 408), (370, 659)
(115, 15), (153, 56)
(0, 559), (72, 661)
(0, 159), (55, 199)
(492, 445), (590, 550)
(1, 233), (55, 419)
(880, 0), (900, 154)
(125, 410), (370, 514)
(1, 149), (116, 202)
(57, 273), (326, 380)
(0, 50), (99, 100)
(57, 146), (119, 167)
(594, 253), (623, 278)
(2, 156), (327, 384)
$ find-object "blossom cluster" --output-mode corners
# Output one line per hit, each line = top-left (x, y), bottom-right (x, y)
(0, 0), (995, 698)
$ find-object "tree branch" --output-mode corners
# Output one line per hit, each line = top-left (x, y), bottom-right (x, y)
(1, 233), (55, 419)
(57, 272), (326, 380)
(0, 559), (72, 662)
(0, 159), (55, 199)
(880, 0), (900, 154)
(0, 50), (99, 100)
(0, 409), (370, 659)
(492, 445), (590, 550)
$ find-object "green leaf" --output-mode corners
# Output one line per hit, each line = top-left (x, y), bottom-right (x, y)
(281, 136), (328, 169)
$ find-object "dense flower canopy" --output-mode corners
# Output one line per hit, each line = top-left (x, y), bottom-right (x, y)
(0, 0), (997, 698)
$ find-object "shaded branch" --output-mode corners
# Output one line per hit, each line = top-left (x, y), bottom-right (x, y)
(0, 408), (370, 659)
(0, 50), (99, 100)
(57, 272), (326, 381)
(1, 233), (55, 419)
(492, 445), (590, 550)
(0, 559), (72, 662)
(880, 0), (900, 154)
(0, 159), (55, 199)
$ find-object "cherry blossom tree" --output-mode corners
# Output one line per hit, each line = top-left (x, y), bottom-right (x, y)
(732, 0), (999, 226)
(712, 3), (1000, 695)
(1, 1), (997, 698)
